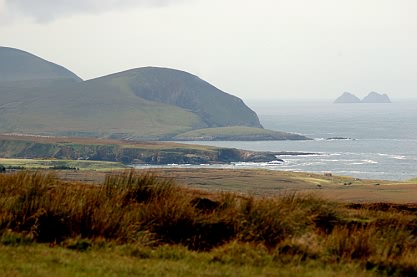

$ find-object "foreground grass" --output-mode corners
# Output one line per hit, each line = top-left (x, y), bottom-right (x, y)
(0, 243), (371, 277)
(1, 171), (417, 276)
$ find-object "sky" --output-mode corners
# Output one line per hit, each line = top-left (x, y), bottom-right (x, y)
(1, 0), (416, 101)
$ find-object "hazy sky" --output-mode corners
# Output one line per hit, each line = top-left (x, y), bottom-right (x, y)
(1, 0), (416, 101)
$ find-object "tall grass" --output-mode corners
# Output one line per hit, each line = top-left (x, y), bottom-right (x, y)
(1, 170), (417, 275)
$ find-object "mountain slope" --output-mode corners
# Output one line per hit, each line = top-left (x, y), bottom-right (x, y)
(0, 46), (82, 82)
(0, 78), (203, 139)
(0, 47), (308, 141)
(92, 67), (262, 128)
(0, 67), (261, 139)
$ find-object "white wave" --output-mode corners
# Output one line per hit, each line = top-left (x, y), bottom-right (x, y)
(362, 160), (378, 164)
(392, 155), (407, 160)
(298, 162), (325, 166)
(277, 153), (323, 157)
(377, 153), (407, 160)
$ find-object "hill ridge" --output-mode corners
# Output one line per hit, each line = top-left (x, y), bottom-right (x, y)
(0, 46), (82, 82)
(89, 66), (262, 128)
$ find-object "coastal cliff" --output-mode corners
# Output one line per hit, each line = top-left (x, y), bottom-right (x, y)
(0, 135), (284, 165)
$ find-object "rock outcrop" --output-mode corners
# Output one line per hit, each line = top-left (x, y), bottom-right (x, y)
(361, 92), (391, 103)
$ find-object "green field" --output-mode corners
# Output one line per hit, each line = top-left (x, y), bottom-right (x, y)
(0, 158), (127, 171)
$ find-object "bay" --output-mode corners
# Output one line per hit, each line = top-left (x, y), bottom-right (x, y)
(177, 101), (417, 181)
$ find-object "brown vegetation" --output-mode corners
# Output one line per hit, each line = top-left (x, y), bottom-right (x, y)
(1, 170), (417, 275)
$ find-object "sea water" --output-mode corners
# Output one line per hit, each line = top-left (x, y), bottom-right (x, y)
(138, 101), (417, 181)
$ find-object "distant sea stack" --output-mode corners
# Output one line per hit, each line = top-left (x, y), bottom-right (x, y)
(361, 92), (391, 103)
(334, 92), (391, 103)
(334, 92), (361, 103)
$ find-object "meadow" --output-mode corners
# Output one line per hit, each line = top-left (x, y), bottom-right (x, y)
(1, 170), (417, 276)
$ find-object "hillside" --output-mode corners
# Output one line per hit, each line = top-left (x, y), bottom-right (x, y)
(0, 47), (81, 82)
(0, 77), (204, 139)
(0, 47), (307, 141)
(94, 67), (262, 128)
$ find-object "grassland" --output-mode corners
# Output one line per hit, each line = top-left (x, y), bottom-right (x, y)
(0, 244), (371, 277)
(48, 167), (417, 203)
(1, 170), (417, 276)
(0, 158), (127, 171)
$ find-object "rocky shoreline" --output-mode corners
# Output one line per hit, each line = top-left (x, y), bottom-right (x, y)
(0, 135), (318, 165)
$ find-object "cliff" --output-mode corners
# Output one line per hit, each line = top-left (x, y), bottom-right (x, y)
(0, 135), (282, 165)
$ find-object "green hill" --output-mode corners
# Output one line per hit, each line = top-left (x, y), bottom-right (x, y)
(0, 78), (202, 139)
(0, 47), (82, 82)
(93, 67), (262, 128)
(0, 47), (308, 141)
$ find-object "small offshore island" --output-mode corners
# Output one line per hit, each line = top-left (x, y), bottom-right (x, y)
(335, 91), (391, 103)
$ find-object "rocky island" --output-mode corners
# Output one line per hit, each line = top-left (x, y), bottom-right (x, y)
(335, 91), (391, 103)
(334, 92), (361, 103)
(361, 91), (391, 103)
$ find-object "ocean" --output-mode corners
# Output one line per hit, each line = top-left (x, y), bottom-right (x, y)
(138, 101), (417, 181)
